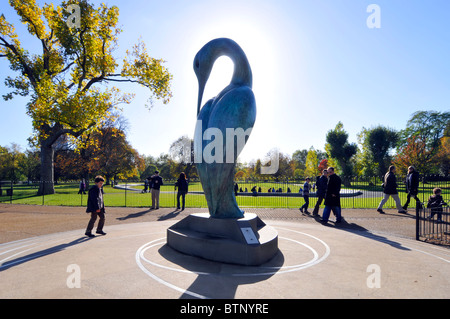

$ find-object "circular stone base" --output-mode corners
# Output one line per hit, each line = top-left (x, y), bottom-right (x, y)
(166, 213), (278, 266)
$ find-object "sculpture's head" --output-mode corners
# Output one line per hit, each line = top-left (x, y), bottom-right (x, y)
(194, 42), (215, 115)
(194, 38), (237, 114)
(194, 38), (251, 115)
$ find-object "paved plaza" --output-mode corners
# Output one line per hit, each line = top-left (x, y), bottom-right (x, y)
(0, 204), (449, 299)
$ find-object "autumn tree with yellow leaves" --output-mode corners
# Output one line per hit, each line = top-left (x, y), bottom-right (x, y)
(0, 0), (172, 194)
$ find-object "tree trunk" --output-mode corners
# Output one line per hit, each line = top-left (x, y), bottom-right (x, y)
(38, 143), (55, 195)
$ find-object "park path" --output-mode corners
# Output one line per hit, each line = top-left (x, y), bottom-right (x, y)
(0, 203), (417, 244)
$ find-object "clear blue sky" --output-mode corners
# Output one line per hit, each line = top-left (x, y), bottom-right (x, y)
(1, 0), (449, 163)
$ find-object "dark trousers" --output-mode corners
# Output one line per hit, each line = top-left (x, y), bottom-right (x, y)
(312, 195), (325, 215)
(403, 193), (420, 208)
(322, 206), (342, 223)
(177, 192), (186, 209)
(428, 208), (443, 221)
(301, 195), (309, 211)
(86, 211), (105, 233)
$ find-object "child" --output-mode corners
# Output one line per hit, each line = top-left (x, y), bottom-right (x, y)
(427, 188), (448, 222)
(85, 176), (107, 237)
(299, 177), (311, 214)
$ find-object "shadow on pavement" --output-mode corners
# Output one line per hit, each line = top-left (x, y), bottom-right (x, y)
(0, 236), (93, 271)
(306, 213), (411, 251)
(157, 244), (285, 299)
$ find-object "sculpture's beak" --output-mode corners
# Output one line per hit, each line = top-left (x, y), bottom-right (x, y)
(197, 80), (205, 116)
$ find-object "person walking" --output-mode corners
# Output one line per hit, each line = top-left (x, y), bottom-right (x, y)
(377, 165), (407, 214)
(321, 167), (342, 225)
(175, 172), (188, 210)
(299, 177), (311, 214)
(85, 176), (107, 237)
(78, 179), (86, 194)
(142, 177), (150, 193)
(312, 169), (328, 216)
(402, 166), (421, 211)
(150, 171), (163, 209)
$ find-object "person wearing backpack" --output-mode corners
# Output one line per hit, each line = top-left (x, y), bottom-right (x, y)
(427, 188), (448, 222)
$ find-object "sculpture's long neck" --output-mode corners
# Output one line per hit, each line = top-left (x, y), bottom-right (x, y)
(213, 40), (252, 88)
(229, 48), (252, 88)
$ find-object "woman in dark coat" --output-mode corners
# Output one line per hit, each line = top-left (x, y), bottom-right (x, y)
(402, 166), (421, 210)
(175, 172), (189, 210)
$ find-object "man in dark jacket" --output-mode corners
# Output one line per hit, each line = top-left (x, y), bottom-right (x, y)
(321, 167), (342, 225)
(85, 176), (106, 237)
(402, 166), (421, 210)
(150, 171), (163, 209)
(377, 165), (406, 214)
(312, 169), (328, 216)
(175, 172), (188, 210)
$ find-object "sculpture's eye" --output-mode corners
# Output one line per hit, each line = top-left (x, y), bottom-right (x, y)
(195, 60), (200, 69)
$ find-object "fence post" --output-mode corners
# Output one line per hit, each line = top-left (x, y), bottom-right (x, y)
(422, 175), (425, 204)
(352, 176), (355, 209)
(415, 199), (420, 241)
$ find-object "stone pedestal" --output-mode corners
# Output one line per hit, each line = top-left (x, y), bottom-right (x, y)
(167, 213), (278, 266)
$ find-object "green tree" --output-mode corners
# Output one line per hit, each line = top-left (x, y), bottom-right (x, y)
(395, 111), (450, 175)
(168, 135), (198, 178)
(325, 122), (357, 185)
(433, 135), (450, 175)
(253, 159), (262, 178)
(304, 147), (318, 178)
(0, 143), (26, 182)
(291, 149), (308, 171)
(398, 111), (450, 160)
(21, 148), (40, 181)
(393, 135), (436, 174)
(358, 126), (398, 177)
(140, 155), (158, 180)
(0, 0), (172, 194)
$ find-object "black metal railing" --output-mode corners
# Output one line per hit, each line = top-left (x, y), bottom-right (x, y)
(416, 202), (450, 245)
(1, 175), (448, 210)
